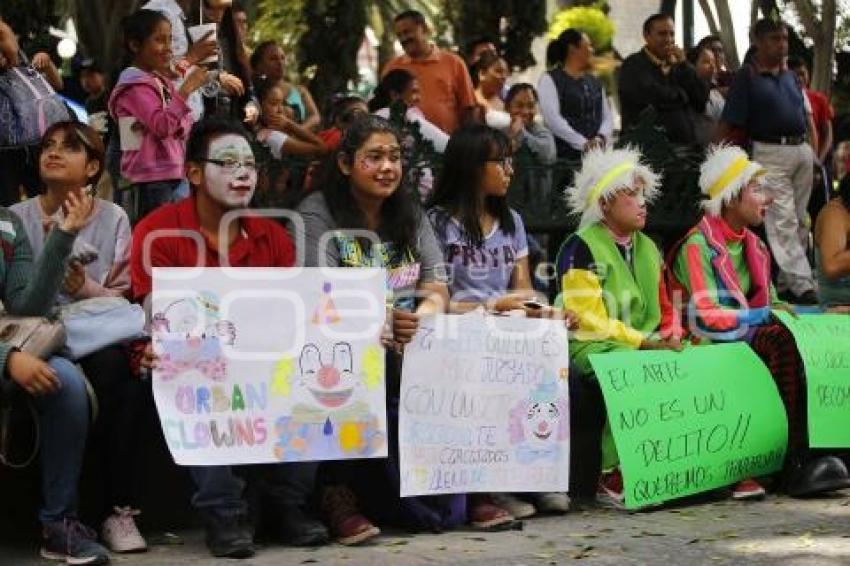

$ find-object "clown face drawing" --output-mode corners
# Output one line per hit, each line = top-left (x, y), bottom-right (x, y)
(273, 342), (385, 461)
(152, 293), (236, 382)
(508, 380), (569, 464)
(299, 342), (356, 410)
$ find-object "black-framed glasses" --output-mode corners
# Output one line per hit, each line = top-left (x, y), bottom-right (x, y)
(197, 157), (258, 173)
(485, 156), (513, 169)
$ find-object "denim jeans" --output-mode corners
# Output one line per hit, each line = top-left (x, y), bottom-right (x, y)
(31, 356), (90, 524)
(188, 462), (319, 517)
(127, 179), (190, 224)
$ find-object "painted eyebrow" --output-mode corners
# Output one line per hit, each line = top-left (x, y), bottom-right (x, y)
(209, 146), (254, 158)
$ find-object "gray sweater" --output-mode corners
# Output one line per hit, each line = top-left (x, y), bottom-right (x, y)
(0, 208), (76, 376)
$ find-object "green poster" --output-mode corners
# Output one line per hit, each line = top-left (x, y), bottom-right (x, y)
(774, 312), (850, 448)
(589, 343), (787, 509)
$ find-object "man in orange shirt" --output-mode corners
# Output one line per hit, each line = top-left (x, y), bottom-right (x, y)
(382, 10), (476, 134)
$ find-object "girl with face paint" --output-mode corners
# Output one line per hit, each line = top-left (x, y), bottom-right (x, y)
(556, 146), (684, 506)
(669, 145), (850, 501)
(297, 115), (452, 544)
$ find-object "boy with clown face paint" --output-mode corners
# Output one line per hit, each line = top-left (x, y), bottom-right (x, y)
(668, 144), (850, 499)
(555, 146), (683, 506)
(130, 117), (330, 558)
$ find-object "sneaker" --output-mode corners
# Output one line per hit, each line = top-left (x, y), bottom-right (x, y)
(468, 495), (516, 530)
(491, 494), (536, 519)
(597, 469), (625, 509)
(198, 509), (255, 559)
(278, 505), (330, 547)
(534, 492), (570, 514)
(41, 518), (110, 565)
(321, 486), (380, 545)
(731, 478), (766, 500)
(101, 507), (147, 553)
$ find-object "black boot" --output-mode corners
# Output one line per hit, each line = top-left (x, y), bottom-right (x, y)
(199, 509), (255, 558)
(277, 504), (330, 546)
(785, 454), (850, 497)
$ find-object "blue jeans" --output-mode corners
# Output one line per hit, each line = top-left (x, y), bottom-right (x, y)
(31, 357), (90, 524)
(127, 179), (190, 224)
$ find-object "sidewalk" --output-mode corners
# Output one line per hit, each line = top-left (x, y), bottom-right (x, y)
(5, 491), (850, 565)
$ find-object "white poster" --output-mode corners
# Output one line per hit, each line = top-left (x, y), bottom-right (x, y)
(151, 267), (388, 465)
(399, 312), (570, 496)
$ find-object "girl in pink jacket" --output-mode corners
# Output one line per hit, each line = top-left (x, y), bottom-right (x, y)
(108, 9), (207, 222)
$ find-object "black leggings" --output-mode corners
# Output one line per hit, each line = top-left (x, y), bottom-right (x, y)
(78, 345), (146, 518)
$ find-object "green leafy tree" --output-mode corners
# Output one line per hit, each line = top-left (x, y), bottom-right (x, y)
(445, 0), (547, 69)
(548, 6), (614, 53)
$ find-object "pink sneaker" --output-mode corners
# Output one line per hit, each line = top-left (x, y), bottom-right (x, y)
(102, 506), (147, 553)
(732, 478), (766, 500)
(597, 469), (625, 508)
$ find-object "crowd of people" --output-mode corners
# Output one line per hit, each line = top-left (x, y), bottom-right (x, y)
(1, 2), (850, 564)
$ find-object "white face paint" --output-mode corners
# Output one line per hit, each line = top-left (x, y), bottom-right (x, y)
(203, 134), (257, 209)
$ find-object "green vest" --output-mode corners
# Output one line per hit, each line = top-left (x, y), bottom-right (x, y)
(567, 223), (663, 375)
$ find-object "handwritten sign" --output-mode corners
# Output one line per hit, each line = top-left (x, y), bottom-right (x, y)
(399, 312), (570, 496)
(774, 312), (850, 448)
(152, 267), (388, 465)
(589, 343), (787, 509)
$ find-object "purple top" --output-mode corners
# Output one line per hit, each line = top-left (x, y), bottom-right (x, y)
(428, 207), (528, 302)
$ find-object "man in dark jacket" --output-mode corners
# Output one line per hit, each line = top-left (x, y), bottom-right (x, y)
(619, 13), (709, 145)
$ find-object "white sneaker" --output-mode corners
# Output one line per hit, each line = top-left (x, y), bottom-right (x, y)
(535, 492), (570, 514)
(102, 506), (147, 553)
(491, 493), (536, 519)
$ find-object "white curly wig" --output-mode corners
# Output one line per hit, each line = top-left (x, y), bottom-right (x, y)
(699, 144), (766, 217)
(565, 145), (661, 228)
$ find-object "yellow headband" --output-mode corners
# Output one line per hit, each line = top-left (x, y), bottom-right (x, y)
(707, 157), (750, 199)
(585, 162), (634, 207)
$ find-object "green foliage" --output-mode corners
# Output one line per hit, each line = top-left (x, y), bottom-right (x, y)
(0, 0), (59, 51)
(297, 0), (366, 111)
(446, 0), (547, 70)
(548, 6), (614, 53)
(253, 0), (306, 58)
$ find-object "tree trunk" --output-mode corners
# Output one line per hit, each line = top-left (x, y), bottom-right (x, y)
(713, 0), (739, 69)
(696, 0), (719, 36)
(72, 0), (141, 79)
(660, 0), (677, 18)
(789, 0), (835, 94)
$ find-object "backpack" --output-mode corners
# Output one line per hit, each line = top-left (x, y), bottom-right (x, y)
(0, 53), (74, 148)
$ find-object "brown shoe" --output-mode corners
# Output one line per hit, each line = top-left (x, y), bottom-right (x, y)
(468, 495), (516, 531)
(321, 486), (380, 545)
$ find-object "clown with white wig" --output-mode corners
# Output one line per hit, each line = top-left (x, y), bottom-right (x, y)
(668, 144), (850, 500)
(555, 146), (683, 505)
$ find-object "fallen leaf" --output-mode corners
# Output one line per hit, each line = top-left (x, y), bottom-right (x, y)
(386, 540), (409, 546)
(465, 536), (488, 542)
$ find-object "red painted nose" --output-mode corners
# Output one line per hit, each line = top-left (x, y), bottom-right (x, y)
(318, 366), (340, 389)
(537, 421), (549, 433)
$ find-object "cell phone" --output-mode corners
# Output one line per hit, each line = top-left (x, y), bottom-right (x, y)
(523, 300), (544, 310)
(72, 250), (99, 266)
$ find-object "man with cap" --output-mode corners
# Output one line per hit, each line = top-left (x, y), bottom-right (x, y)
(555, 146), (684, 506)
(668, 144), (850, 499)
